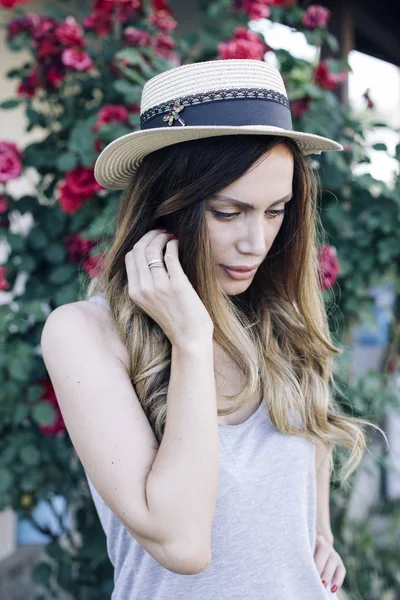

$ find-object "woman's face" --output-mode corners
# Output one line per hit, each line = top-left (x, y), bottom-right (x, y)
(204, 143), (294, 296)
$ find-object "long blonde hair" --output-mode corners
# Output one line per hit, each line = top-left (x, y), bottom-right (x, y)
(86, 134), (383, 486)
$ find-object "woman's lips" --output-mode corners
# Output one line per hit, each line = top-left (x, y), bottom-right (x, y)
(220, 265), (258, 280)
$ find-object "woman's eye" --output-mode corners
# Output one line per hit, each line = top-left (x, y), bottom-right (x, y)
(212, 209), (285, 220)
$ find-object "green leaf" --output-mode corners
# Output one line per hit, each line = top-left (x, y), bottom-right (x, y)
(115, 48), (156, 78)
(18, 254), (37, 272)
(14, 403), (29, 424)
(97, 123), (131, 144)
(32, 401), (56, 426)
(0, 468), (12, 492)
(43, 242), (67, 264)
(56, 152), (78, 173)
(0, 99), (23, 109)
(27, 384), (45, 404)
(8, 349), (33, 383)
(48, 264), (76, 285)
(26, 228), (48, 251)
(20, 444), (41, 466)
(68, 119), (97, 165)
(372, 143), (387, 152)
(113, 81), (143, 104)
(32, 562), (52, 586)
(23, 300), (47, 321)
(7, 233), (26, 253)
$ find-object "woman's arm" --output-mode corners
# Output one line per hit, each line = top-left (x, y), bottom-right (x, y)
(315, 438), (334, 545)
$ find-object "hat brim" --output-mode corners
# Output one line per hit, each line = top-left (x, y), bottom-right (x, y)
(94, 125), (343, 190)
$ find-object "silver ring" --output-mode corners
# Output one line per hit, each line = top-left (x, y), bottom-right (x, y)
(148, 259), (165, 269)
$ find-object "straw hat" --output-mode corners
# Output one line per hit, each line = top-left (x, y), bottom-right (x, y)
(94, 59), (343, 190)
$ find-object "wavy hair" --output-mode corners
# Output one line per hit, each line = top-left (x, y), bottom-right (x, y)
(85, 134), (383, 486)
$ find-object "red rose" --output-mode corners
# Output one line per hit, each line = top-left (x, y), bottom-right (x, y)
(0, 196), (8, 213)
(0, 0), (31, 7)
(64, 232), (96, 263)
(17, 68), (40, 97)
(318, 244), (340, 291)
(37, 379), (66, 436)
(61, 48), (93, 71)
(83, 10), (112, 35)
(314, 60), (347, 90)
(58, 166), (102, 214)
(55, 16), (85, 47)
(84, 0), (140, 33)
(302, 4), (331, 29)
(218, 27), (270, 61)
(0, 141), (23, 183)
(7, 13), (41, 38)
(148, 9), (177, 33)
(271, 0), (297, 5)
(123, 26), (151, 46)
(0, 266), (10, 291)
(83, 252), (106, 279)
(45, 64), (65, 88)
(292, 96), (312, 118)
(93, 104), (130, 133)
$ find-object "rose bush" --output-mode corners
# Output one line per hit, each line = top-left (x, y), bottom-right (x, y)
(0, 0), (399, 598)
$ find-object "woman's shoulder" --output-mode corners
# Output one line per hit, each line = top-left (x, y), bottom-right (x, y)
(61, 294), (130, 372)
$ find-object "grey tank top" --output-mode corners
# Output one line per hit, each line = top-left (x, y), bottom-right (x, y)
(85, 293), (338, 600)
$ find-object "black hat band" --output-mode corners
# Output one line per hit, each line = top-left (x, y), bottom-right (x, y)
(140, 87), (293, 131)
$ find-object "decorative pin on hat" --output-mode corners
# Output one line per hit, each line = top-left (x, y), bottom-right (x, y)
(163, 99), (186, 126)
(94, 59), (343, 190)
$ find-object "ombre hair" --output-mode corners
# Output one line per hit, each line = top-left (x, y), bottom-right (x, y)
(85, 134), (383, 487)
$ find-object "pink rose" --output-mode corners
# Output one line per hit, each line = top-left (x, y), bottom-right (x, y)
(234, 0), (272, 20)
(148, 9), (178, 34)
(218, 27), (270, 61)
(61, 48), (93, 71)
(123, 26), (152, 46)
(93, 104), (130, 133)
(55, 16), (85, 47)
(58, 166), (102, 214)
(318, 244), (340, 291)
(152, 33), (177, 59)
(302, 4), (331, 29)
(0, 141), (23, 183)
(0, 266), (10, 291)
(0, 0), (31, 8)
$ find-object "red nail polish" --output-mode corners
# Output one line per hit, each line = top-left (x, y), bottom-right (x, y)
(322, 581), (327, 588)
(331, 584), (338, 593)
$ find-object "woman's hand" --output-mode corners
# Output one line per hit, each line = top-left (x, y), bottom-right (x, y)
(314, 534), (346, 595)
(125, 228), (214, 347)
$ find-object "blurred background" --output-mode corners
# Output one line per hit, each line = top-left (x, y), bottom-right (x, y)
(0, 1), (399, 598)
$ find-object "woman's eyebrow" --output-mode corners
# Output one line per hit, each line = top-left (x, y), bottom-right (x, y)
(210, 192), (293, 210)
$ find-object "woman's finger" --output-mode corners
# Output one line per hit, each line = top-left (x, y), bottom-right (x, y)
(313, 536), (331, 576)
(133, 230), (172, 293)
(320, 552), (338, 590)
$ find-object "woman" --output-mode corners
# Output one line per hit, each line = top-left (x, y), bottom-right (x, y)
(41, 59), (378, 599)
